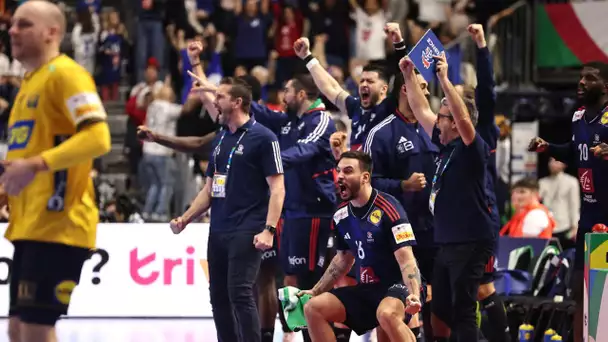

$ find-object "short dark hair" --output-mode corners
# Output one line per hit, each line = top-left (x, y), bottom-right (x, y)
(291, 74), (319, 101)
(237, 75), (262, 102)
(362, 63), (389, 84)
(464, 97), (479, 126)
(583, 61), (608, 82)
(219, 77), (252, 113)
(512, 177), (539, 191)
(338, 150), (373, 174)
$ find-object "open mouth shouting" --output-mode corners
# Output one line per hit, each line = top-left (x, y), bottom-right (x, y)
(337, 181), (351, 200)
(360, 87), (371, 106)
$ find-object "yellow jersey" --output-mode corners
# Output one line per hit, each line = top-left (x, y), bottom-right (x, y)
(5, 55), (107, 248)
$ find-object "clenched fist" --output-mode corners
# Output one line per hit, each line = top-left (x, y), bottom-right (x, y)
(384, 22), (403, 43)
(169, 217), (186, 234)
(293, 37), (311, 60)
(330, 131), (348, 160)
(399, 56), (415, 74)
(402, 173), (426, 192)
(137, 126), (155, 141)
(467, 24), (486, 48)
(528, 137), (548, 153)
(434, 53), (448, 80)
(187, 40), (203, 61)
(591, 143), (608, 160)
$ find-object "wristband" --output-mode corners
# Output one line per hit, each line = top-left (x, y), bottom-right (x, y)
(302, 54), (314, 64)
(265, 225), (276, 235)
(393, 40), (406, 50)
(306, 58), (319, 70)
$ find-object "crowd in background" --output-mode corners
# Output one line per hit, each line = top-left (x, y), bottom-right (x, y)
(0, 0), (583, 246)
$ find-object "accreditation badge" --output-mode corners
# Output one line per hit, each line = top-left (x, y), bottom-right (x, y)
(211, 173), (227, 198)
(429, 189), (437, 216)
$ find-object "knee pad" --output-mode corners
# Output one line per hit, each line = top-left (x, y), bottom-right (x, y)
(19, 307), (62, 326)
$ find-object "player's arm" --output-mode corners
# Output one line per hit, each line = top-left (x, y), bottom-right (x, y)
(470, 24), (496, 129)
(250, 101), (289, 135)
(394, 246), (421, 299)
(31, 68), (111, 172)
(436, 54), (476, 146)
(385, 23), (408, 107)
(261, 134), (286, 227)
(150, 131), (218, 154)
(281, 113), (334, 168)
(311, 250), (355, 295)
(400, 58), (437, 137)
(181, 177), (213, 224)
(294, 38), (350, 114)
(547, 142), (574, 163)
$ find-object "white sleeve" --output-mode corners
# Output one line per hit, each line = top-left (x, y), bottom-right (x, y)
(167, 103), (183, 119)
(521, 209), (550, 238)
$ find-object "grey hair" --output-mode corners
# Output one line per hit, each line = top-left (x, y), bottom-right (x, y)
(463, 97), (479, 127)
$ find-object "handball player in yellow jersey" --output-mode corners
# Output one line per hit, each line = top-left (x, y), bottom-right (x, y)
(0, 1), (111, 341)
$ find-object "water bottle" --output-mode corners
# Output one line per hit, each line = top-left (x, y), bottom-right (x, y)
(551, 334), (562, 341)
(519, 324), (534, 342)
(544, 329), (555, 342)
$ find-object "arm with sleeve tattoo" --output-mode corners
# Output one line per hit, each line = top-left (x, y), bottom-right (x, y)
(394, 246), (421, 299)
(311, 251), (355, 295)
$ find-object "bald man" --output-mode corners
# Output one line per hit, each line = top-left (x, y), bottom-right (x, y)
(1, 2), (111, 342)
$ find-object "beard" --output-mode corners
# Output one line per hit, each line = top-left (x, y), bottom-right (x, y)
(285, 99), (301, 113)
(338, 181), (361, 202)
(581, 87), (606, 106)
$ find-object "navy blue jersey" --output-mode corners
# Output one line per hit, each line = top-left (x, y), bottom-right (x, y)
(571, 107), (608, 226)
(345, 96), (396, 150)
(251, 102), (337, 218)
(333, 190), (416, 285)
(363, 110), (439, 245)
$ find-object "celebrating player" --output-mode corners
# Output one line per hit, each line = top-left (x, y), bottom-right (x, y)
(1, 2), (111, 342)
(528, 61), (608, 342)
(301, 151), (422, 342)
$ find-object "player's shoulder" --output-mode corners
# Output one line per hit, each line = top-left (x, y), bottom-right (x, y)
(333, 202), (350, 225)
(372, 191), (406, 222)
(48, 55), (92, 80)
(364, 114), (396, 148)
(572, 107), (586, 122)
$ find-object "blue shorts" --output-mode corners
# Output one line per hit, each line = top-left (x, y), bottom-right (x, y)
(279, 217), (331, 275)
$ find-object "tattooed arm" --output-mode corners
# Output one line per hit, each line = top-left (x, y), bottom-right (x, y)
(394, 246), (421, 299)
(310, 251), (355, 295)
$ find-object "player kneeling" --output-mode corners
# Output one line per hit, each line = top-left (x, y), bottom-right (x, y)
(300, 151), (422, 342)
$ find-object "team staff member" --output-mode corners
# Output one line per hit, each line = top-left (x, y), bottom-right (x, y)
(465, 24), (510, 342)
(0, 2), (111, 342)
(248, 74), (336, 342)
(529, 61), (608, 342)
(401, 54), (497, 342)
(302, 151), (422, 342)
(170, 78), (285, 342)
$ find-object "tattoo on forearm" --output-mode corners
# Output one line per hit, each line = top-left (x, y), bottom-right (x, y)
(400, 261), (421, 298)
(313, 254), (353, 294)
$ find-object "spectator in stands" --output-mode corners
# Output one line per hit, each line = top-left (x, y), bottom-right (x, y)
(540, 158), (580, 250)
(271, 4), (303, 87)
(136, 0), (166, 83)
(99, 10), (127, 101)
(350, 0), (387, 62)
(101, 194), (144, 224)
(500, 178), (556, 239)
(72, 8), (99, 75)
(141, 82), (184, 222)
(495, 114), (511, 222)
(233, 0), (271, 71)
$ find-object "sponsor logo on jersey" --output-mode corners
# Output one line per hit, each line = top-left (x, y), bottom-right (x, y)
(391, 223), (415, 244)
(55, 280), (77, 305)
(261, 249), (276, 261)
(578, 168), (595, 194)
(288, 256), (306, 266)
(7, 120), (35, 151)
(368, 209), (383, 226)
(360, 266), (380, 284)
(601, 111), (608, 125)
(333, 206), (349, 224)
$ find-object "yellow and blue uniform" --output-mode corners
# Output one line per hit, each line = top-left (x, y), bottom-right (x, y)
(6, 54), (110, 326)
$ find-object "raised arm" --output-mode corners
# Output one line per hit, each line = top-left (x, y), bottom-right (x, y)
(293, 37), (350, 114)
(186, 41), (220, 122)
(400, 57), (437, 137)
(436, 54), (476, 146)
(528, 137), (575, 164)
(468, 24), (496, 128)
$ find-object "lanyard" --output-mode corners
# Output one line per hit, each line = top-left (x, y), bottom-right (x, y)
(214, 122), (255, 174)
(431, 149), (454, 192)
